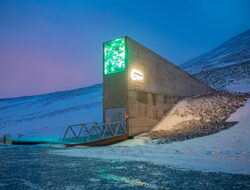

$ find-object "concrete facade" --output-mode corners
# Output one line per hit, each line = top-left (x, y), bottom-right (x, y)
(103, 36), (214, 137)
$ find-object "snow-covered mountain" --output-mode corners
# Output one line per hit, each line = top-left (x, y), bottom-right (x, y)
(0, 84), (103, 138)
(181, 30), (250, 91)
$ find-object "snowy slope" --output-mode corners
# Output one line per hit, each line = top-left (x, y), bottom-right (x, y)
(148, 92), (247, 138)
(0, 84), (103, 139)
(181, 30), (250, 74)
(180, 30), (250, 91)
(53, 99), (250, 174)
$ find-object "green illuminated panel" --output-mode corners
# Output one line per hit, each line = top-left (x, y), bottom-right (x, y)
(104, 37), (126, 75)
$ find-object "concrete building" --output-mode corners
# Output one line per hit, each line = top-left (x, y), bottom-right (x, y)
(103, 36), (214, 137)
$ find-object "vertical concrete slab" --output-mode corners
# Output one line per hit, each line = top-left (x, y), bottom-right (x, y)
(103, 36), (214, 137)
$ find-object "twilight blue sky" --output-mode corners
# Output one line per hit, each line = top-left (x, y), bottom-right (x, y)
(0, 0), (249, 98)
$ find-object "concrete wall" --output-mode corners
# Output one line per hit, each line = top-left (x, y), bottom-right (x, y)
(126, 90), (183, 136)
(126, 37), (214, 136)
(103, 36), (214, 137)
(103, 71), (127, 109)
(103, 67), (127, 128)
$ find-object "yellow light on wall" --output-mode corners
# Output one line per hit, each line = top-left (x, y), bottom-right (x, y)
(131, 69), (143, 81)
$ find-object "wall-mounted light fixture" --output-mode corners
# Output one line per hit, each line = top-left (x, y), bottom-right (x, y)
(131, 69), (143, 81)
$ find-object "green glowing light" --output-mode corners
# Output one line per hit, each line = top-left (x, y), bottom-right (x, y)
(104, 37), (126, 75)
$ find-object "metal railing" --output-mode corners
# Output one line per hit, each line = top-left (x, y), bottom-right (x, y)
(86, 121), (127, 142)
(63, 122), (99, 141)
(63, 121), (127, 143)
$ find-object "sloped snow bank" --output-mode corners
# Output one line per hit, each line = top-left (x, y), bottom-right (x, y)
(152, 92), (247, 131)
(52, 99), (250, 175)
(135, 92), (249, 144)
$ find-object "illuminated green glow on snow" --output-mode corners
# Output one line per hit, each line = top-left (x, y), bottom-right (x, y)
(104, 37), (126, 75)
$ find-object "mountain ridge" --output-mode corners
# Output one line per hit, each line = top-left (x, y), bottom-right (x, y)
(181, 30), (250, 74)
(180, 30), (250, 91)
(0, 84), (102, 101)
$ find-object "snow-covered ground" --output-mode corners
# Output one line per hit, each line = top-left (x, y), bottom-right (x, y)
(52, 99), (250, 175)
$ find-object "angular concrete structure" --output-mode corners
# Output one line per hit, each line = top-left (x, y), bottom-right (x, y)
(103, 36), (214, 137)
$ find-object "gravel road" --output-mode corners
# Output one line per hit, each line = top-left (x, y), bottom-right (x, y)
(0, 146), (249, 189)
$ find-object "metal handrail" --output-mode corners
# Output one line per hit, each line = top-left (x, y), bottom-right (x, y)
(86, 121), (127, 142)
(63, 121), (127, 142)
(63, 121), (127, 143)
(63, 122), (100, 141)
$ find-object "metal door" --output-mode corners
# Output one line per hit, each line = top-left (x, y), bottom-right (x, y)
(104, 108), (126, 134)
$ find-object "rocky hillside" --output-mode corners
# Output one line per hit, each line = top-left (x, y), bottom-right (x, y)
(136, 92), (249, 144)
(180, 30), (250, 91)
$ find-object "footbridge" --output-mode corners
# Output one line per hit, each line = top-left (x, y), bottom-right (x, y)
(63, 121), (127, 147)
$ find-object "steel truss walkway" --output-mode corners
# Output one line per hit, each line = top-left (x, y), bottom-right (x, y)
(62, 121), (128, 147)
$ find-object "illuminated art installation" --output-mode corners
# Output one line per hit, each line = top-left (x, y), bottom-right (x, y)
(104, 37), (126, 75)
